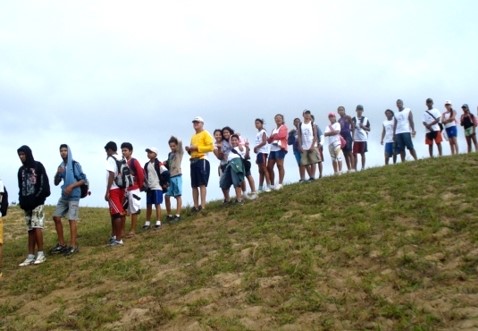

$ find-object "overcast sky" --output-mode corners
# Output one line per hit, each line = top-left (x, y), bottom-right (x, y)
(1, 0), (477, 209)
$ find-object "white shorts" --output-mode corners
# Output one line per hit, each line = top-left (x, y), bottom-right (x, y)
(126, 188), (141, 215)
(329, 143), (343, 162)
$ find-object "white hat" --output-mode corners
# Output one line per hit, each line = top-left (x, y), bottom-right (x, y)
(444, 100), (452, 105)
(192, 116), (204, 123)
(145, 147), (159, 155)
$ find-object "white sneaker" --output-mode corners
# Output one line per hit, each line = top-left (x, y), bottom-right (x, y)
(264, 186), (272, 193)
(33, 254), (46, 265)
(19, 256), (35, 267)
(274, 184), (283, 190)
(248, 192), (258, 200)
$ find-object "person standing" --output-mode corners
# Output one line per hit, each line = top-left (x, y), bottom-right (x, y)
(143, 147), (168, 229)
(267, 114), (288, 190)
(381, 110), (397, 165)
(165, 136), (184, 223)
(287, 118), (303, 181)
(460, 104), (478, 152)
(297, 110), (319, 181)
(393, 99), (418, 162)
(185, 116), (214, 212)
(423, 98), (443, 158)
(104, 141), (126, 246)
(337, 106), (355, 172)
(0, 178), (5, 277)
(121, 142), (144, 237)
(253, 118), (272, 192)
(352, 105), (370, 171)
(324, 113), (343, 175)
(17, 145), (50, 266)
(50, 144), (87, 256)
(442, 101), (459, 155)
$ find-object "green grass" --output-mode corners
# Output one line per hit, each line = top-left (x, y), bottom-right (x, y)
(1, 154), (478, 330)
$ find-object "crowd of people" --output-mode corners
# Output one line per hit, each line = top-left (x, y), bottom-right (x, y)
(1, 98), (477, 273)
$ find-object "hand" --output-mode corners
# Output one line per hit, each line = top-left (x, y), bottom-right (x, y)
(63, 184), (74, 196)
(104, 191), (109, 202)
(57, 166), (65, 174)
(381, 140), (384, 145)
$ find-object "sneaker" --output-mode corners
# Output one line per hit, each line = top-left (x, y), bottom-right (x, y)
(142, 223), (151, 230)
(191, 206), (203, 213)
(264, 186), (272, 193)
(109, 239), (124, 246)
(33, 254), (46, 265)
(274, 184), (283, 190)
(108, 236), (116, 244)
(64, 246), (79, 256)
(50, 243), (68, 255)
(173, 215), (181, 222)
(165, 215), (174, 224)
(154, 222), (161, 229)
(19, 256), (35, 267)
(235, 199), (244, 205)
(247, 192), (258, 200)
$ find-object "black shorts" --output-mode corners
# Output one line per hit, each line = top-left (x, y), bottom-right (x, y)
(190, 159), (210, 188)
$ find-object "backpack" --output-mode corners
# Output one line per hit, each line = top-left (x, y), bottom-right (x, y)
(0, 186), (8, 217)
(144, 159), (170, 191)
(113, 156), (134, 189)
(72, 161), (90, 198)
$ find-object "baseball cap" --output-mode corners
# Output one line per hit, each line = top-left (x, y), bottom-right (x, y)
(426, 98), (433, 103)
(462, 104), (469, 109)
(356, 105), (364, 111)
(444, 100), (452, 105)
(192, 116), (204, 123)
(145, 147), (159, 155)
(328, 112), (336, 118)
(104, 141), (117, 151)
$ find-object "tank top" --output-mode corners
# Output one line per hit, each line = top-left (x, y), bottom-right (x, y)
(395, 108), (411, 134)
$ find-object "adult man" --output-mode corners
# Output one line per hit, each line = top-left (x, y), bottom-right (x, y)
(423, 98), (443, 157)
(337, 106), (355, 172)
(0, 177), (5, 277)
(50, 144), (87, 256)
(17, 145), (50, 266)
(121, 142), (144, 237)
(352, 105), (370, 171)
(297, 110), (319, 181)
(393, 99), (418, 162)
(185, 116), (214, 212)
(104, 141), (126, 246)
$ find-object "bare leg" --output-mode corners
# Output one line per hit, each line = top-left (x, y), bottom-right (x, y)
(69, 220), (78, 247)
(199, 185), (207, 209)
(53, 216), (65, 246)
(276, 159), (285, 184)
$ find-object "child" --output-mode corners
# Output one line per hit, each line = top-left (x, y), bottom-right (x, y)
(324, 113), (343, 175)
(220, 134), (246, 204)
(253, 119), (271, 192)
(143, 147), (169, 229)
(381, 109), (397, 165)
(165, 136), (183, 223)
(0, 178), (4, 276)
(237, 134), (258, 200)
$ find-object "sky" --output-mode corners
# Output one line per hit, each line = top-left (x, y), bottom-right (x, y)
(1, 0), (477, 209)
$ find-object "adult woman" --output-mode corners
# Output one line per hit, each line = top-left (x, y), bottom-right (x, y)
(254, 118), (271, 192)
(460, 104), (478, 153)
(267, 114), (288, 190)
(441, 101), (459, 155)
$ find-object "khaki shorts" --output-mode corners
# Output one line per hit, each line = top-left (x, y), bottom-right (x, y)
(300, 149), (320, 166)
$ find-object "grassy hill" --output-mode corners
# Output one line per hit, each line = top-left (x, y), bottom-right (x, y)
(1, 154), (478, 330)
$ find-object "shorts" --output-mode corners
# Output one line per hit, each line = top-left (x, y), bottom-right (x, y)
(220, 164), (243, 189)
(256, 153), (268, 166)
(24, 205), (45, 231)
(125, 188), (141, 214)
(445, 126), (457, 139)
(329, 143), (343, 161)
(300, 149), (320, 166)
(341, 132), (353, 152)
(384, 142), (396, 156)
(166, 175), (182, 197)
(190, 159), (210, 188)
(318, 145), (324, 162)
(244, 159), (252, 176)
(147, 189), (163, 205)
(293, 150), (301, 166)
(465, 127), (475, 137)
(353, 141), (368, 154)
(0, 218), (3, 245)
(425, 131), (443, 145)
(395, 132), (414, 152)
(53, 198), (80, 221)
(269, 149), (287, 161)
(108, 188), (125, 216)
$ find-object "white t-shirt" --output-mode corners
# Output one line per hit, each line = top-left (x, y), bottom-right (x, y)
(442, 110), (457, 129)
(423, 108), (441, 132)
(353, 116), (369, 142)
(395, 108), (412, 134)
(146, 161), (161, 190)
(300, 121), (315, 149)
(270, 126), (281, 152)
(254, 129), (270, 154)
(325, 122), (341, 147)
(106, 155), (119, 190)
(383, 119), (394, 143)
(228, 146), (246, 161)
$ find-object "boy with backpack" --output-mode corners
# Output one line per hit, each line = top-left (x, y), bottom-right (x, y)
(121, 142), (145, 237)
(165, 136), (183, 223)
(352, 105), (371, 171)
(143, 147), (170, 229)
(17, 145), (51, 266)
(51, 144), (88, 256)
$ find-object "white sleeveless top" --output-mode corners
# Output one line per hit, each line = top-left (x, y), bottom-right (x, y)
(254, 129), (270, 154)
(395, 108), (411, 134)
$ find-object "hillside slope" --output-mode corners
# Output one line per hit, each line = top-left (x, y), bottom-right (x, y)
(1, 154), (478, 330)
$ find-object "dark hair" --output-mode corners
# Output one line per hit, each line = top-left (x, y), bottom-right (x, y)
(385, 109), (394, 116)
(213, 129), (222, 135)
(222, 126), (235, 135)
(231, 134), (240, 140)
(255, 118), (264, 125)
(168, 136), (178, 145)
(104, 141), (117, 152)
(59, 144), (68, 150)
(121, 142), (133, 151)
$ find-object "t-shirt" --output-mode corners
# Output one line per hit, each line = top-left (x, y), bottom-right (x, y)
(300, 121), (315, 150)
(106, 155), (119, 190)
(228, 146), (246, 161)
(383, 119), (394, 143)
(254, 129), (269, 154)
(146, 161), (161, 190)
(167, 140), (183, 177)
(325, 122), (341, 147)
(395, 108), (412, 134)
(352, 116), (370, 142)
(442, 110), (457, 129)
(189, 130), (214, 159)
(423, 108), (442, 132)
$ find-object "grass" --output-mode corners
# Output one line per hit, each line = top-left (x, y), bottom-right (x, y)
(0, 153), (478, 330)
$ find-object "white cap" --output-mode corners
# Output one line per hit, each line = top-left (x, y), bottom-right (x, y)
(192, 116), (204, 123)
(145, 147), (159, 155)
(444, 100), (452, 105)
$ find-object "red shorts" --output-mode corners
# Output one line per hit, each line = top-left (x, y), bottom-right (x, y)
(425, 131), (443, 145)
(108, 188), (125, 216)
(353, 141), (368, 154)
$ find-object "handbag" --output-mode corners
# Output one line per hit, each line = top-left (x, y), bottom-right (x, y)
(329, 125), (346, 148)
(426, 110), (443, 131)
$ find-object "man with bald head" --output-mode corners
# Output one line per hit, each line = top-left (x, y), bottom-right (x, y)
(393, 99), (418, 162)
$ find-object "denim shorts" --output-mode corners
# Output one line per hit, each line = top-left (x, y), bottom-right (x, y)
(166, 175), (182, 197)
(395, 132), (414, 152)
(269, 149), (287, 160)
(445, 126), (457, 138)
(146, 189), (163, 205)
(53, 198), (80, 221)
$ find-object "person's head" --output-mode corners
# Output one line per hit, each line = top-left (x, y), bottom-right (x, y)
(462, 104), (470, 113)
(121, 142), (133, 159)
(168, 136), (179, 152)
(396, 99), (404, 109)
(385, 109), (394, 120)
(328, 112), (337, 123)
(213, 129), (223, 142)
(426, 98), (434, 109)
(145, 147), (158, 160)
(356, 104), (364, 116)
(104, 141), (117, 157)
(293, 117), (301, 129)
(59, 144), (68, 161)
(445, 100), (452, 111)
(192, 116), (205, 132)
(255, 118), (264, 130)
(231, 134), (240, 147)
(274, 114), (284, 126)
(303, 110), (312, 122)
(17, 145), (34, 165)
(337, 106), (346, 117)
(222, 126), (234, 140)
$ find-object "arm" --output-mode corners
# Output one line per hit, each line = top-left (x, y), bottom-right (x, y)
(134, 159), (145, 189)
(381, 125), (385, 145)
(197, 132), (214, 153)
(254, 132), (267, 153)
(408, 111), (416, 136)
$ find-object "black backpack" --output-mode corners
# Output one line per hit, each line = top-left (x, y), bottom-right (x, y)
(72, 161), (90, 198)
(113, 156), (134, 189)
(1, 186), (8, 217)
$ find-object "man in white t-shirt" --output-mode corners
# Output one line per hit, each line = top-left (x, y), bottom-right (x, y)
(394, 99), (418, 162)
(297, 110), (319, 181)
(352, 105), (370, 171)
(422, 98), (443, 158)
